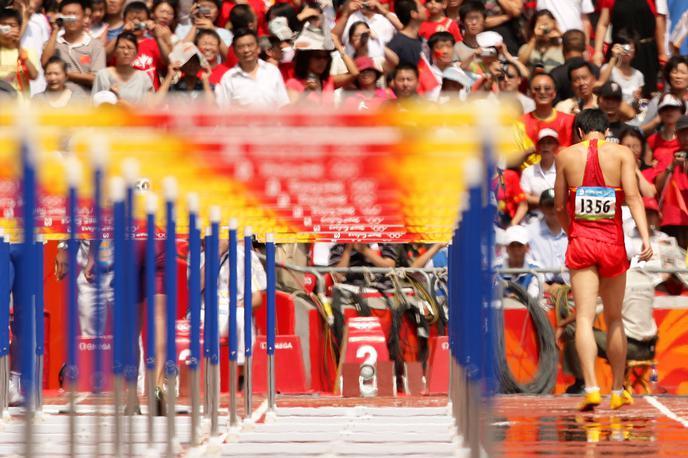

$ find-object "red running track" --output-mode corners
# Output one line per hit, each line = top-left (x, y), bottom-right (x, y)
(493, 395), (688, 457)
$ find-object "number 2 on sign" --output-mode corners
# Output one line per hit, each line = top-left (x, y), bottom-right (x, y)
(356, 345), (378, 366)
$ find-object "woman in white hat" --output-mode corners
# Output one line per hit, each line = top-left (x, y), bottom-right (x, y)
(286, 26), (359, 106)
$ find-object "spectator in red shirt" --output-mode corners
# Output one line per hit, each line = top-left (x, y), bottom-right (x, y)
(493, 168), (527, 227)
(648, 93), (685, 170)
(521, 72), (574, 148)
(121, 1), (167, 88)
(194, 28), (229, 84)
(419, 0), (462, 43)
(655, 115), (688, 248)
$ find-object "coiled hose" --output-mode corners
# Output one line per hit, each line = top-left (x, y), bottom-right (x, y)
(494, 281), (558, 394)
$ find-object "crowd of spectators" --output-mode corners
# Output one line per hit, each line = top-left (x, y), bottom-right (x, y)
(4, 0), (688, 289)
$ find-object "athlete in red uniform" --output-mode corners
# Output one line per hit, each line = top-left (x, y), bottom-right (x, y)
(554, 109), (653, 411)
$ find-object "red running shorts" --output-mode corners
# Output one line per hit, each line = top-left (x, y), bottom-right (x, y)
(565, 237), (630, 278)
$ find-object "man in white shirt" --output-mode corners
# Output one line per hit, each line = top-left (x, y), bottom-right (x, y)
(215, 28), (289, 108)
(527, 189), (568, 290)
(536, 0), (594, 40)
(521, 128), (558, 207)
(21, 9), (51, 95)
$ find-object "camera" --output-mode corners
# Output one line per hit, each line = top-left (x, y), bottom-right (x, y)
(541, 26), (550, 35)
(479, 47), (497, 57)
(622, 44), (632, 53)
(56, 14), (77, 26)
(0, 24), (11, 35)
(134, 22), (147, 30)
(676, 151), (687, 160)
(360, 31), (369, 44)
(198, 6), (211, 15)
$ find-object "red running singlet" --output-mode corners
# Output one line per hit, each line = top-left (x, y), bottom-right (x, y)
(565, 139), (629, 277)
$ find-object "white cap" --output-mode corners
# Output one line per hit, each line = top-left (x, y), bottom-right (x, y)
(92, 90), (118, 106)
(442, 66), (472, 87)
(537, 128), (559, 142)
(494, 226), (507, 246)
(505, 225), (529, 245)
(658, 93), (683, 111)
(476, 31), (503, 49)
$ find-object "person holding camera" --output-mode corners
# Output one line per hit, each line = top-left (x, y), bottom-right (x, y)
(517, 9), (563, 75)
(603, 29), (645, 107)
(334, 0), (400, 60)
(175, 0), (231, 56)
(41, 0), (105, 94)
(0, 6), (38, 97)
(655, 115), (688, 249)
(648, 93), (685, 169)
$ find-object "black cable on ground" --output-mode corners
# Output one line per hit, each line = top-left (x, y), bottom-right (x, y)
(494, 281), (558, 394)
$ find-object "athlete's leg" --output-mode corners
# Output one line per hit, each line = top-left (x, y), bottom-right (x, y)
(154, 294), (167, 387)
(570, 266), (600, 389)
(599, 272), (627, 391)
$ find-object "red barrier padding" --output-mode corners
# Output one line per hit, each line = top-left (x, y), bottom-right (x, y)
(426, 336), (449, 394)
(176, 320), (231, 396)
(335, 316), (390, 394)
(77, 335), (113, 391)
(251, 335), (308, 393)
(177, 258), (189, 320)
(254, 290), (296, 336)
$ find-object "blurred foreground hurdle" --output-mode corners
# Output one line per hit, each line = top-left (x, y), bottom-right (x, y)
(0, 102), (517, 457)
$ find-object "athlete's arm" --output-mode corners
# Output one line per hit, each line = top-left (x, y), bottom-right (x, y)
(554, 151), (570, 234)
(620, 146), (653, 261)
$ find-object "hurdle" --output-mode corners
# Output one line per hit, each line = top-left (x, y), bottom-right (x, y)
(0, 102), (519, 457)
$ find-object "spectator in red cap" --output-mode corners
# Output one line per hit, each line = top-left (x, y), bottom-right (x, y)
(655, 114), (688, 248)
(521, 128), (558, 208)
(342, 56), (394, 110)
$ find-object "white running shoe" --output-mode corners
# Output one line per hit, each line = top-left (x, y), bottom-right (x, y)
(8, 372), (24, 407)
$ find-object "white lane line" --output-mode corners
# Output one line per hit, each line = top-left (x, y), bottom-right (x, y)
(645, 396), (688, 428)
(250, 400), (269, 424)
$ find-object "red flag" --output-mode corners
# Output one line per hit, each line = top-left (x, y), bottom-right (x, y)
(417, 52), (440, 94)
(660, 169), (688, 216)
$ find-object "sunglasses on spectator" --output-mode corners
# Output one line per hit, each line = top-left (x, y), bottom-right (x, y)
(532, 86), (554, 93)
(497, 73), (518, 81)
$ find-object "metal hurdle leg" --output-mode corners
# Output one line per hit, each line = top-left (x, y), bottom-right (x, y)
(166, 372), (177, 458)
(113, 374), (123, 457)
(228, 360), (238, 427)
(190, 367), (200, 446)
(0, 356), (6, 418)
(244, 357), (252, 420)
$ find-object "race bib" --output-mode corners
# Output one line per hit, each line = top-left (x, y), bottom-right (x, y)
(575, 187), (616, 220)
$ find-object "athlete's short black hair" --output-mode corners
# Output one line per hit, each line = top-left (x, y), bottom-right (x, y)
(574, 108), (609, 135)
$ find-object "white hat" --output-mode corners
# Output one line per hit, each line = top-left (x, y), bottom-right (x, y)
(92, 90), (118, 106)
(537, 128), (559, 142)
(494, 226), (507, 246)
(658, 93), (683, 111)
(476, 31), (503, 49)
(293, 25), (334, 51)
(269, 17), (294, 41)
(505, 225), (529, 245)
(442, 66), (472, 87)
(168, 42), (208, 69)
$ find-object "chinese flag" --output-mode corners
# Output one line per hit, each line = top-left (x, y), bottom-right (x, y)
(417, 53), (440, 95)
